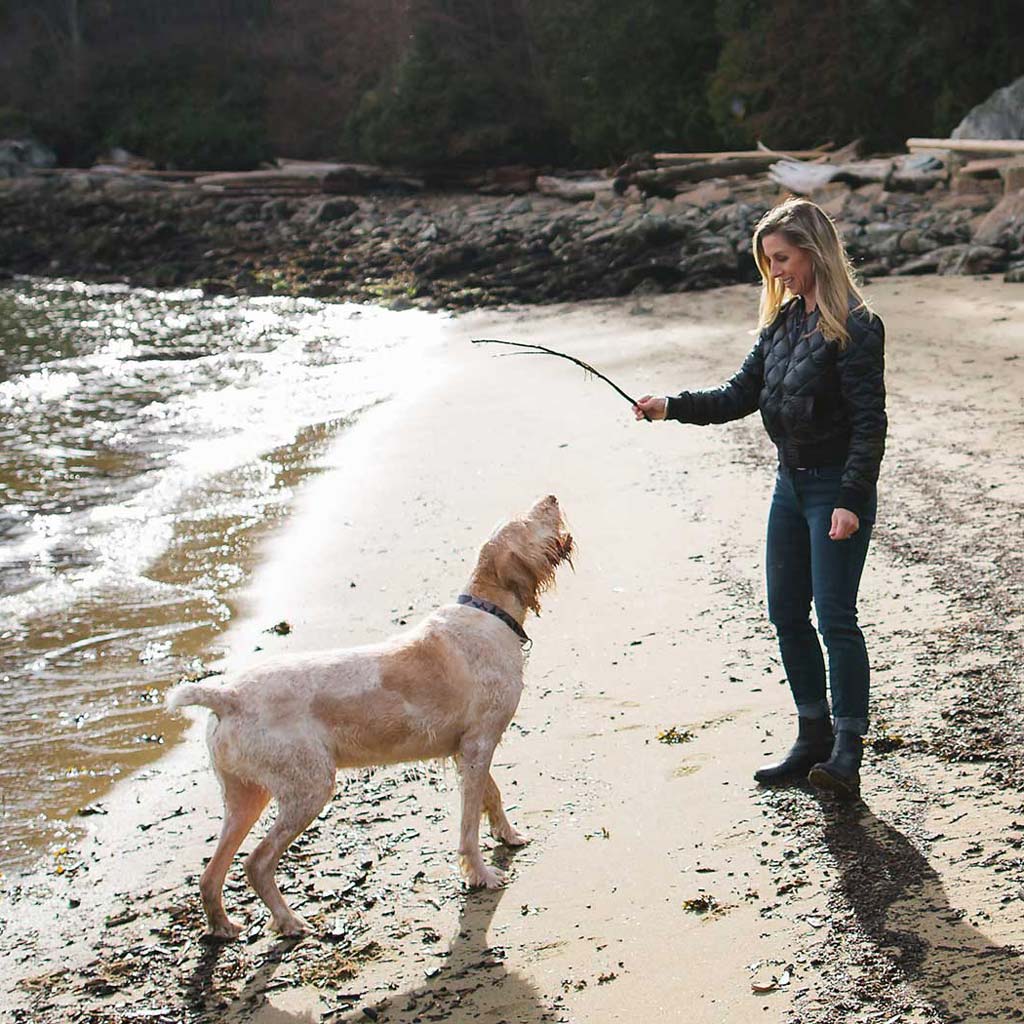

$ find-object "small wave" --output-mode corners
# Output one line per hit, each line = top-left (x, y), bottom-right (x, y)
(0, 368), (81, 408)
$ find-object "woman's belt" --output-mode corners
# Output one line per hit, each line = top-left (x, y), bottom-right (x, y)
(776, 437), (849, 469)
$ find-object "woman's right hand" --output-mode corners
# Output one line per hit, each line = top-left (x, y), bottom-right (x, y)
(633, 395), (667, 421)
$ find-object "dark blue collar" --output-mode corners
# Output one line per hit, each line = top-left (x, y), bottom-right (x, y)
(456, 594), (530, 646)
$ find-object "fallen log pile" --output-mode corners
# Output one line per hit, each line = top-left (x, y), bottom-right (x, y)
(3, 129), (1023, 307)
(21, 132), (1024, 206)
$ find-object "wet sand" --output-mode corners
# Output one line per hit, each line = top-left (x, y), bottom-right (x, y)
(2, 276), (1024, 1023)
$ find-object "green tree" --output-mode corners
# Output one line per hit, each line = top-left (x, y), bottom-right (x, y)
(710, 0), (1024, 151)
(529, 0), (723, 164)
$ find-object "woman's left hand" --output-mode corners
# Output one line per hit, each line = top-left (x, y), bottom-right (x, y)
(829, 508), (860, 541)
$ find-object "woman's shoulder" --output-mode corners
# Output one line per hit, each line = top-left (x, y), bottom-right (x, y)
(845, 296), (884, 340)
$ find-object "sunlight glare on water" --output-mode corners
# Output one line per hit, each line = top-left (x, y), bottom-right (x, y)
(0, 278), (442, 870)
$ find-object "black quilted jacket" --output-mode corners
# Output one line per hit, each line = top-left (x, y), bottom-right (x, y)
(665, 297), (886, 518)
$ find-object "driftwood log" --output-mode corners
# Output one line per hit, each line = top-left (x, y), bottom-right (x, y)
(195, 161), (424, 194)
(652, 146), (831, 165)
(907, 138), (1024, 155)
(770, 153), (946, 195)
(536, 175), (615, 201)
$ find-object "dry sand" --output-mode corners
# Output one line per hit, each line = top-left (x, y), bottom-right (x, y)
(2, 276), (1024, 1023)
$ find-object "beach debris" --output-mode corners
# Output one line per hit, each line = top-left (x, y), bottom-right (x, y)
(136, 732), (164, 744)
(657, 726), (695, 744)
(751, 963), (794, 993)
(869, 732), (906, 754)
(77, 802), (108, 816)
(265, 620), (292, 635)
(682, 894), (717, 914)
(584, 826), (611, 841)
(597, 971), (618, 984)
(138, 806), (185, 832)
(470, 338), (647, 417)
(15, 968), (69, 992)
(104, 908), (139, 928)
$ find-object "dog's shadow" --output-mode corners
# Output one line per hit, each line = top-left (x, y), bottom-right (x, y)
(821, 799), (1024, 1018)
(186, 850), (550, 1024)
(335, 864), (551, 1024)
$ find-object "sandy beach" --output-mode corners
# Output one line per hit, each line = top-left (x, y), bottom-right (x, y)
(2, 275), (1024, 1024)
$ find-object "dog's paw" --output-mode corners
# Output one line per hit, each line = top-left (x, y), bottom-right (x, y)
(464, 864), (507, 890)
(269, 912), (312, 937)
(493, 826), (529, 847)
(203, 919), (243, 942)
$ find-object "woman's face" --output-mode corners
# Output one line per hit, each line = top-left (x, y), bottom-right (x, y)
(761, 232), (816, 298)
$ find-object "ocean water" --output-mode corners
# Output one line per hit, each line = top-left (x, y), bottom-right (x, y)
(0, 278), (440, 870)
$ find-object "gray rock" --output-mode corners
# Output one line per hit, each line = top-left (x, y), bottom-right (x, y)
(0, 137), (56, 177)
(223, 201), (262, 224)
(1003, 263), (1024, 283)
(897, 248), (948, 274)
(952, 76), (1024, 140)
(260, 198), (292, 221)
(936, 244), (1007, 275)
(857, 261), (890, 278)
(504, 196), (532, 215)
(863, 221), (905, 242)
(626, 214), (690, 244)
(314, 197), (358, 223)
(972, 191), (1024, 248)
(898, 229), (938, 254)
(678, 246), (736, 277)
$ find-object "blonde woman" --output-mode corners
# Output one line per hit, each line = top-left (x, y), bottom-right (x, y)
(634, 197), (886, 799)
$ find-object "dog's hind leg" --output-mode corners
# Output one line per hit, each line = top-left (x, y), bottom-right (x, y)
(244, 764), (334, 936)
(484, 772), (528, 848)
(457, 736), (506, 889)
(201, 771), (270, 940)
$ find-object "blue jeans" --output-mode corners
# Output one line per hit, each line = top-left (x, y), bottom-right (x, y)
(766, 466), (876, 735)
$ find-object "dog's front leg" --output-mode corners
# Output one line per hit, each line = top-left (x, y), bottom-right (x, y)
(457, 737), (506, 889)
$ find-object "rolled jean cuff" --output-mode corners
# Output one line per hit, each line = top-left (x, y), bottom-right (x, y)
(834, 715), (869, 736)
(797, 700), (831, 720)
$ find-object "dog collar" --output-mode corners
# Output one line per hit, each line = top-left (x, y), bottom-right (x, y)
(456, 594), (531, 647)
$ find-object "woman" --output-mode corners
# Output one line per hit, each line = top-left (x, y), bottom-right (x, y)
(634, 197), (886, 799)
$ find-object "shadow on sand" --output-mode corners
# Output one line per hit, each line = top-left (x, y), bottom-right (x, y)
(821, 799), (1024, 1020)
(184, 846), (551, 1024)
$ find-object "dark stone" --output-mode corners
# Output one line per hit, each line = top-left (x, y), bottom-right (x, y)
(314, 197), (358, 223)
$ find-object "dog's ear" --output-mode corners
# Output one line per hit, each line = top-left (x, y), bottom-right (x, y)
(494, 547), (545, 614)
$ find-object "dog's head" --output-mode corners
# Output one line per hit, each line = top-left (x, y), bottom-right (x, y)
(472, 495), (574, 616)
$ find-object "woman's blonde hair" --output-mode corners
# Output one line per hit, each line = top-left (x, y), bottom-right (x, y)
(752, 197), (869, 347)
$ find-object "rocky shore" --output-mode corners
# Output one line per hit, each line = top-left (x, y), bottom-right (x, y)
(2, 170), (1023, 306)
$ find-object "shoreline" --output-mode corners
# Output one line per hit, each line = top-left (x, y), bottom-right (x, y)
(1, 172), (1022, 311)
(3, 277), (1024, 1022)
(0, 286), (448, 873)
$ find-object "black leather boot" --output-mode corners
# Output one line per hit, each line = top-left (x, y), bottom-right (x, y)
(808, 731), (863, 799)
(754, 717), (835, 784)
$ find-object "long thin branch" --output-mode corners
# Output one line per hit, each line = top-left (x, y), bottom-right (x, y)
(471, 338), (648, 419)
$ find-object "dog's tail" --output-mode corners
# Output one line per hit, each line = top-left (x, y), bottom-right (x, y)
(166, 681), (239, 718)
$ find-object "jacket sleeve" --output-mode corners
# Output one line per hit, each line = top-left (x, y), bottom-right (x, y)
(664, 337), (764, 425)
(836, 313), (887, 517)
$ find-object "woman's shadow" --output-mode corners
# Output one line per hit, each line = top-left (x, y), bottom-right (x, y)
(820, 799), (1024, 1020)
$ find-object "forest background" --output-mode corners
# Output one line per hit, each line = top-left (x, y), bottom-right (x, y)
(2, 1), (1023, 172)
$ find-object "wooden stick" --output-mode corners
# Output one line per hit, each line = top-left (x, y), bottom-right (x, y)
(907, 138), (1024, 155)
(471, 338), (649, 419)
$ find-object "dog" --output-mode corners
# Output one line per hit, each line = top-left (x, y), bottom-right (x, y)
(167, 494), (573, 939)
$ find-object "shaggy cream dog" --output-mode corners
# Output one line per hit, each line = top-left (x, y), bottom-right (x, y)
(167, 495), (573, 939)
